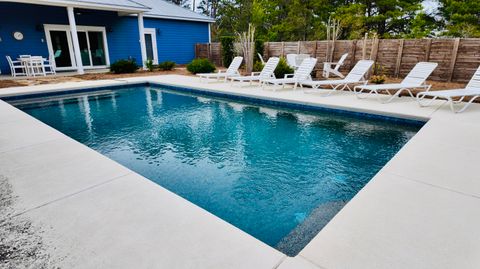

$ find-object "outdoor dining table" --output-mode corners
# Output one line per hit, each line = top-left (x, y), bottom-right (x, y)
(17, 56), (47, 77)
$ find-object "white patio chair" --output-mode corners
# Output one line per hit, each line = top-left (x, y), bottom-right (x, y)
(262, 57), (318, 91)
(354, 62), (438, 103)
(417, 65), (480, 113)
(28, 56), (47, 77)
(296, 54), (310, 65)
(286, 54), (298, 69)
(6, 56), (27, 77)
(323, 53), (348, 78)
(43, 54), (56, 75)
(230, 57), (279, 86)
(302, 60), (374, 96)
(257, 53), (265, 64)
(197, 56), (243, 82)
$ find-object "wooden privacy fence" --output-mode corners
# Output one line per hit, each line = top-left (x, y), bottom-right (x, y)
(195, 38), (480, 82)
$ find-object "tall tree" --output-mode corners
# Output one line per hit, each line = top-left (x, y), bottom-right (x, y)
(438, 0), (480, 37)
(333, 0), (425, 38)
(405, 11), (438, 38)
(198, 0), (219, 17)
(210, 0), (439, 41)
(270, 0), (331, 41)
(166, 0), (190, 9)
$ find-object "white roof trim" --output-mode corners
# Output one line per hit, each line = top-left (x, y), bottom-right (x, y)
(143, 13), (214, 23)
(3, 0), (150, 12)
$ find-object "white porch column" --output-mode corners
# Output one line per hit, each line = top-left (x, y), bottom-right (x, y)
(67, 6), (84, 74)
(138, 13), (147, 69)
(208, 23), (211, 43)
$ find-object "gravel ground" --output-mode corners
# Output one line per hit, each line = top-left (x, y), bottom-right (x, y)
(0, 175), (56, 269)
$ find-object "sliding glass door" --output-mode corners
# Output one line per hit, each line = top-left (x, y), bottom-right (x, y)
(88, 31), (107, 66)
(77, 32), (91, 66)
(45, 24), (110, 71)
(77, 31), (107, 67)
(48, 30), (74, 68)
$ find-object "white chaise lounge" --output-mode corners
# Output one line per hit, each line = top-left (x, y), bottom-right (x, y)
(262, 58), (318, 91)
(302, 60), (374, 96)
(323, 53), (348, 78)
(354, 62), (438, 103)
(197, 56), (243, 82)
(230, 57), (279, 86)
(417, 65), (480, 113)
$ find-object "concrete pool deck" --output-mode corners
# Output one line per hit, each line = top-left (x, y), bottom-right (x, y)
(0, 75), (479, 268)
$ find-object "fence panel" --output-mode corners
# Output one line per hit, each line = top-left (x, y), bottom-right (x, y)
(195, 38), (480, 82)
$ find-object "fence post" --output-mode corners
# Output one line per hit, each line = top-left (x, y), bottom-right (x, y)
(424, 39), (432, 62)
(370, 38), (379, 61)
(281, 42), (285, 57)
(207, 43), (211, 61)
(362, 39), (367, 60)
(394, 39), (404, 77)
(448, 38), (460, 82)
(349, 40), (357, 69)
(265, 42), (269, 59)
(331, 40), (336, 62)
(313, 41), (318, 58)
(297, 41), (301, 53)
(325, 41), (330, 61)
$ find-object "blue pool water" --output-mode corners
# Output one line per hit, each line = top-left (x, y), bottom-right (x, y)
(14, 85), (421, 255)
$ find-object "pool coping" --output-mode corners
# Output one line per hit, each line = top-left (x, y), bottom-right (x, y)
(2, 81), (426, 126)
(1, 75), (479, 269)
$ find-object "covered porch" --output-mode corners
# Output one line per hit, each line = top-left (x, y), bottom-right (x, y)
(0, 0), (150, 75)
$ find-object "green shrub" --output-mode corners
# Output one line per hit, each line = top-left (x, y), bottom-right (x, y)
(373, 63), (385, 76)
(110, 59), (138, 74)
(253, 61), (264, 72)
(146, 59), (154, 72)
(274, 57), (294, 78)
(220, 36), (235, 67)
(158, 61), (176, 71)
(187, 58), (216, 74)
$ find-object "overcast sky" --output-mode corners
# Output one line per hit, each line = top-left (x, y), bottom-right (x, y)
(422, 0), (439, 14)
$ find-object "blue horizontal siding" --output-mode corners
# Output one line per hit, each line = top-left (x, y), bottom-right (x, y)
(144, 18), (209, 64)
(0, 2), (209, 74)
(0, 3), (66, 74)
(71, 10), (143, 65)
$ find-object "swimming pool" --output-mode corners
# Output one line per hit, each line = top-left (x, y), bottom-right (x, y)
(12, 84), (422, 256)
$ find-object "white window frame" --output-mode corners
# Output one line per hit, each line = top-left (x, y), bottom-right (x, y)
(144, 28), (158, 64)
(44, 24), (110, 71)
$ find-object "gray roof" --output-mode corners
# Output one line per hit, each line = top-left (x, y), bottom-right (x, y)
(9, 0), (212, 22)
(71, 0), (149, 9)
(130, 0), (214, 22)
(21, 0), (150, 11)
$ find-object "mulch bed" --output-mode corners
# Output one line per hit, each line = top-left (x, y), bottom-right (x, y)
(0, 68), (193, 89)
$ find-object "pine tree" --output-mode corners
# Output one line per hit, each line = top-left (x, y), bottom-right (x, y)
(166, 0), (190, 9)
(212, 0), (440, 41)
(438, 0), (480, 37)
(334, 0), (425, 38)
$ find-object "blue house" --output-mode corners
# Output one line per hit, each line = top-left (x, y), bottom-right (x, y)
(0, 0), (214, 75)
